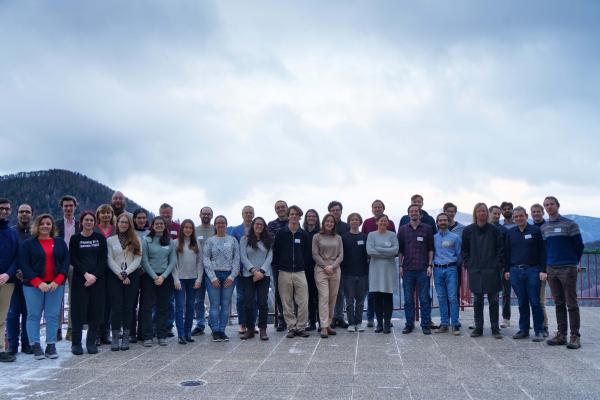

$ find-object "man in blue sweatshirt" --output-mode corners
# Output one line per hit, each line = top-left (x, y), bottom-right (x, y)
(541, 196), (584, 349)
(0, 198), (18, 362)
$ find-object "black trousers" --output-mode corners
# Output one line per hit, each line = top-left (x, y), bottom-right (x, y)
(140, 274), (174, 340)
(304, 266), (319, 326)
(501, 276), (511, 320)
(272, 269), (285, 326)
(371, 292), (393, 325)
(343, 275), (369, 325)
(243, 276), (270, 328)
(71, 275), (106, 345)
(473, 292), (499, 331)
(108, 271), (140, 331)
(129, 269), (144, 338)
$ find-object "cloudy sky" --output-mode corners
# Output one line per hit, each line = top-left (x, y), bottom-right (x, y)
(1, 1), (599, 224)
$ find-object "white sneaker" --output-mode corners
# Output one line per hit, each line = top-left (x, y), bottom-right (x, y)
(501, 319), (511, 328)
(347, 325), (356, 332)
(356, 324), (365, 332)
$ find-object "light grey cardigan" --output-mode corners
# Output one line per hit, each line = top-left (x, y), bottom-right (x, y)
(107, 235), (143, 277)
(240, 236), (273, 277)
(172, 238), (203, 283)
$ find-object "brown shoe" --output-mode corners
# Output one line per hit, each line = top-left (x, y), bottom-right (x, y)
(435, 325), (449, 334)
(326, 327), (337, 336)
(240, 329), (255, 340)
(567, 335), (581, 349)
(259, 328), (269, 341)
(320, 328), (328, 339)
(547, 333), (567, 346)
(286, 330), (296, 338)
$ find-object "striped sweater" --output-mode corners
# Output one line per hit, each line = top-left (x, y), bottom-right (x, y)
(540, 215), (584, 267)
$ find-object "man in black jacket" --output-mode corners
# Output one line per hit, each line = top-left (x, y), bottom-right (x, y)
(462, 203), (505, 339)
(272, 205), (311, 338)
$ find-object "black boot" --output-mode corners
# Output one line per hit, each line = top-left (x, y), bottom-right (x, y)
(111, 330), (121, 351)
(71, 330), (83, 355)
(121, 329), (130, 351)
(383, 320), (391, 334)
(86, 329), (98, 354)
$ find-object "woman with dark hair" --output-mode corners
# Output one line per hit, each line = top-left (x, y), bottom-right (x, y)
(240, 217), (273, 340)
(19, 214), (69, 359)
(107, 213), (142, 351)
(302, 209), (320, 330)
(130, 208), (149, 342)
(173, 219), (203, 344)
(94, 204), (115, 345)
(140, 217), (176, 347)
(366, 214), (399, 334)
(204, 215), (240, 342)
(69, 211), (108, 355)
(312, 213), (344, 338)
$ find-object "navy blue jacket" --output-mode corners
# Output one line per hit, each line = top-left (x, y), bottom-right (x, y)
(505, 224), (547, 273)
(271, 226), (310, 273)
(0, 220), (18, 281)
(18, 237), (70, 287)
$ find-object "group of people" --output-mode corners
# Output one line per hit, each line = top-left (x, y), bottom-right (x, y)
(0, 191), (585, 362)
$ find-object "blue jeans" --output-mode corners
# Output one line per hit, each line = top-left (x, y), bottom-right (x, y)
(194, 279), (207, 330)
(175, 279), (197, 338)
(433, 266), (459, 327)
(206, 271), (235, 333)
(23, 285), (65, 345)
(402, 269), (431, 328)
(7, 282), (29, 350)
(510, 266), (544, 333)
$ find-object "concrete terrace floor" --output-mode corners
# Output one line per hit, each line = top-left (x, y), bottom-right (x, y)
(2, 306), (600, 400)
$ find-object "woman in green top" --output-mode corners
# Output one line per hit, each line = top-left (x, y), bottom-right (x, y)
(140, 217), (176, 347)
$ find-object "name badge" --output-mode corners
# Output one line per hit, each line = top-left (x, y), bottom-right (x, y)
(197, 235), (204, 240)
(357, 240), (364, 245)
(384, 241), (391, 247)
(224, 242), (231, 248)
(112, 244), (121, 251)
(170, 231), (177, 236)
(161, 245), (170, 249)
(417, 236), (424, 242)
(442, 240), (451, 248)
(554, 228), (561, 233)
(524, 234), (532, 240)
(294, 239), (301, 244)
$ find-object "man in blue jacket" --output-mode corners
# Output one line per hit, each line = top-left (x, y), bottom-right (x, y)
(541, 196), (584, 349)
(0, 198), (18, 362)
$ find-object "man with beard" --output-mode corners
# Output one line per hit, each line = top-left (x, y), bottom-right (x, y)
(268, 200), (289, 331)
(191, 207), (214, 336)
(111, 191), (132, 218)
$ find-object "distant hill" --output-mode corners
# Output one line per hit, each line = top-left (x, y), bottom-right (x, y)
(0, 169), (146, 225)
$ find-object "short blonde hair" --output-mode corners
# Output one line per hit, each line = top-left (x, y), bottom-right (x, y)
(95, 204), (115, 226)
(31, 214), (57, 238)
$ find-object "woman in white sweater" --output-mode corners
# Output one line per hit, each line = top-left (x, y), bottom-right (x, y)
(173, 219), (203, 344)
(107, 214), (142, 351)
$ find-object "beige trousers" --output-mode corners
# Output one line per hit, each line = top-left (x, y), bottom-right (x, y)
(314, 267), (341, 328)
(0, 283), (15, 350)
(278, 271), (309, 331)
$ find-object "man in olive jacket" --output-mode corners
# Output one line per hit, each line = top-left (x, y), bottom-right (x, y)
(461, 202), (505, 339)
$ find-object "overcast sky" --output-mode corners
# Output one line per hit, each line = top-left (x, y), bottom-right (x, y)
(1, 1), (599, 224)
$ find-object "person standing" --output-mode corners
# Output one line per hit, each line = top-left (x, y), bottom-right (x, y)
(328, 201), (349, 329)
(530, 203), (549, 336)
(56, 194), (80, 341)
(130, 208), (150, 343)
(433, 213), (462, 335)
(228, 205), (255, 336)
(489, 205), (511, 329)
(303, 209), (321, 330)
(0, 198), (18, 362)
(191, 206), (214, 336)
(94, 204), (115, 345)
(499, 201), (516, 328)
(366, 215), (399, 334)
(398, 194), (437, 234)
(159, 203), (179, 337)
(444, 202), (465, 237)
(312, 214), (344, 338)
(272, 205), (311, 338)
(361, 199), (396, 328)
(240, 217), (273, 340)
(140, 217), (176, 347)
(341, 213), (369, 332)
(7, 203), (33, 357)
(204, 216), (240, 342)
(111, 191), (132, 218)
(69, 212), (108, 355)
(107, 213), (142, 351)
(500, 202), (516, 229)
(504, 207), (547, 342)
(398, 205), (434, 335)
(173, 219), (203, 344)
(541, 196), (584, 349)
(19, 214), (69, 360)
(268, 200), (289, 332)
(462, 203), (504, 339)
